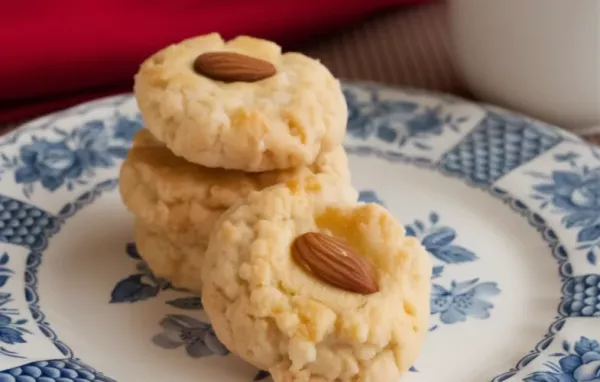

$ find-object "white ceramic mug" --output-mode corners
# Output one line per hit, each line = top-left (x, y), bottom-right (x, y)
(448, 0), (600, 132)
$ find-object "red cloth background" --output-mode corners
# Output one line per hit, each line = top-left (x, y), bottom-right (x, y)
(1, 0), (429, 123)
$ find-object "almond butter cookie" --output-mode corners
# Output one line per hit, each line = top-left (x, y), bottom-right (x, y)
(134, 33), (348, 172)
(133, 220), (205, 293)
(201, 176), (432, 382)
(118, 129), (351, 291)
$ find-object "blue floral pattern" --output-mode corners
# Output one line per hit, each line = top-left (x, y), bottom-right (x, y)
(110, 243), (273, 380)
(110, 243), (228, 360)
(109, 243), (173, 303)
(430, 278), (501, 325)
(8, 115), (141, 197)
(406, 211), (478, 279)
(525, 337), (600, 382)
(0, 252), (32, 359)
(153, 314), (228, 358)
(530, 151), (600, 266)
(358, 192), (501, 327)
(345, 87), (469, 150)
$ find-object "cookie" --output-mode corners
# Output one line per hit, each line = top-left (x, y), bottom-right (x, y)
(201, 176), (432, 382)
(134, 220), (204, 292)
(134, 33), (347, 172)
(119, 129), (351, 290)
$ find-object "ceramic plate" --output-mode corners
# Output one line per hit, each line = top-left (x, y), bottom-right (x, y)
(0, 83), (598, 382)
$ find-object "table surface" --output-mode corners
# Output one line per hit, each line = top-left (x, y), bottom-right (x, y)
(3, 1), (599, 145)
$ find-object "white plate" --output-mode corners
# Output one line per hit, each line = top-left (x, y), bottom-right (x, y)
(0, 83), (598, 382)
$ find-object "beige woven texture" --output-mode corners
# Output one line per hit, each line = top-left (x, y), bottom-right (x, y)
(303, 1), (465, 95)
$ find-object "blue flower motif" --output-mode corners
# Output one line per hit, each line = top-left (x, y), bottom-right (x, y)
(525, 337), (600, 382)
(535, 170), (600, 216)
(405, 108), (444, 137)
(431, 265), (444, 279)
(153, 315), (229, 358)
(530, 153), (600, 265)
(113, 243), (228, 360)
(75, 120), (132, 167)
(430, 279), (501, 324)
(0, 252), (32, 357)
(110, 243), (173, 303)
(167, 297), (203, 310)
(11, 116), (134, 196)
(344, 89), (378, 140)
(77, 121), (110, 151)
(0, 326), (25, 345)
(110, 274), (160, 303)
(343, 87), (467, 151)
(406, 212), (478, 264)
(0, 313), (11, 325)
(0, 294), (10, 308)
(113, 116), (143, 141)
(14, 139), (83, 191)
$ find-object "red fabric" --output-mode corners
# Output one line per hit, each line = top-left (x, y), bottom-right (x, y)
(1, 0), (429, 124)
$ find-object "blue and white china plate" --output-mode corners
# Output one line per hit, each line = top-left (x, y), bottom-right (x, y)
(0, 82), (598, 382)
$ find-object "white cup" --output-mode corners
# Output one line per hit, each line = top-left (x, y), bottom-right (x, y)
(448, 0), (600, 132)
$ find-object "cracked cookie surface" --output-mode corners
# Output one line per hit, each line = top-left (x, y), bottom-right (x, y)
(134, 33), (347, 172)
(201, 176), (432, 382)
(119, 129), (350, 291)
(133, 220), (205, 292)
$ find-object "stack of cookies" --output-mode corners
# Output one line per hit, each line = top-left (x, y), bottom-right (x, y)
(119, 33), (432, 382)
(120, 33), (351, 292)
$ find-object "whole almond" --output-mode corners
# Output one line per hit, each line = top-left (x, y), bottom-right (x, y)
(292, 232), (378, 294)
(193, 52), (276, 82)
